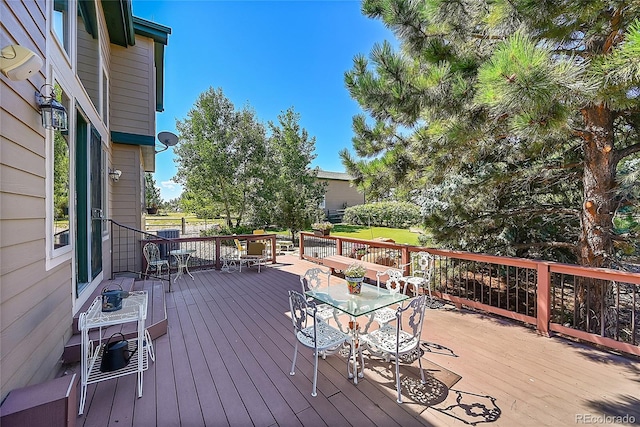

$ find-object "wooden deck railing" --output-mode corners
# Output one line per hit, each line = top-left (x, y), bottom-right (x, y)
(299, 232), (640, 356)
(109, 219), (277, 277)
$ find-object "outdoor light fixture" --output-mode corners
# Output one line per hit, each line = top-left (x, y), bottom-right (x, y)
(35, 84), (68, 131)
(108, 169), (122, 182)
(156, 131), (178, 153)
(0, 45), (42, 80)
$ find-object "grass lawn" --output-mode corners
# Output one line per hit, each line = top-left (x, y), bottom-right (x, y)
(329, 224), (424, 246)
(147, 213), (426, 246)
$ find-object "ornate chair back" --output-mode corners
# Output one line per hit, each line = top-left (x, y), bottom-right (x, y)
(143, 242), (162, 264)
(300, 267), (331, 294)
(376, 268), (408, 295)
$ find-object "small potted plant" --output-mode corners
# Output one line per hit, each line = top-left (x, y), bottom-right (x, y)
(344, 262), (366, 294)
(312, 222), (333, 236)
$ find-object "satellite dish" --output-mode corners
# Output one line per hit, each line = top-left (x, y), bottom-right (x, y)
(156, 131), (178, 153)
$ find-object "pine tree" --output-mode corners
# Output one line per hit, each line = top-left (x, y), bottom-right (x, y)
(344, 0), (640, 267)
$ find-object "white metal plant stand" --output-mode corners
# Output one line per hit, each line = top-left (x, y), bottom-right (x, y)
(78, 291), (152, 415)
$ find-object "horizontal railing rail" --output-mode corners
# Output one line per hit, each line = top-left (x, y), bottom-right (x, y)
(109, 219), (174, 287)
(110, 219), (278, 284)
(299, 232), (640, 356)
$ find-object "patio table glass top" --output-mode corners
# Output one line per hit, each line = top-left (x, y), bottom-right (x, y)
(305, 282), (409, 317)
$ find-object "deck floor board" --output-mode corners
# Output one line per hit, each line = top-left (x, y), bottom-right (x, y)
(73, 254), (639, 426)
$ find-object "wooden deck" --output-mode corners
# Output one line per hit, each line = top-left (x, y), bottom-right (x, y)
(72, 254), (640, 426)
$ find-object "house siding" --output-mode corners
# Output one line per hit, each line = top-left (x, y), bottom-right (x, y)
(0, 0), (72, 400)
(112, 144), (144, 227)
(110, 39), (155, 136)
(320, 178), (365, 213)
(1, 0), (166, 402)
(77, 15), (100, 110)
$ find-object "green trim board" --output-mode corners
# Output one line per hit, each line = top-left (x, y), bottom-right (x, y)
(134, 17), (171, 112)
(101, 0), (135, 47)
(133, 17), (171, 45)
(111, 131), (155, 146)
(78, 0), (98, 37)
(154, 42), (165, 112)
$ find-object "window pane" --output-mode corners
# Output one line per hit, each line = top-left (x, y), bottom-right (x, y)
(53, 0), (69, 53)
(53, 83), (70, 249)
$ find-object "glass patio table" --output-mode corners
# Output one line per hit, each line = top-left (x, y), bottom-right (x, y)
(306, 282), (409, 384)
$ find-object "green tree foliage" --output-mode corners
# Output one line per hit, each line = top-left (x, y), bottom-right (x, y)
(145, 173), (162, 208)
(174, 90), (323, 234)
(344, 0), (640, 266)
(264, 108), (326, 239)
(53, 131), (69, 217)
(174, 87), (267, 228)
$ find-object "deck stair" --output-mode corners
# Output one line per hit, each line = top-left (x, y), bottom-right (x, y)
(62, 277), (167, 363)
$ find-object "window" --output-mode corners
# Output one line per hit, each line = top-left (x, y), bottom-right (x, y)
(53, 0), (70, 54)
(53, 82), (70, 250)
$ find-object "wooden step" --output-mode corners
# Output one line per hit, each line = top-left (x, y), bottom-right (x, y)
(63, 279), (167, 363)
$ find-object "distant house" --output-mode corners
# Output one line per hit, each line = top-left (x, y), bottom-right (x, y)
(315, 169), (365, 221)
(0, 0), (170, 400)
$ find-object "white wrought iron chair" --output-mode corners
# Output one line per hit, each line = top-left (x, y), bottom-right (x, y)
(143, 242), (169, 279)
(300, 268), (335, 322)
(401, 252), (441, 307)
(288, 290), (352, 397)
(362, 294), (428, 403)
(374, 268), (410, 325)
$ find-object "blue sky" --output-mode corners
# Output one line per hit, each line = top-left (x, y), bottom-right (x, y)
(132, 0), (394, 200)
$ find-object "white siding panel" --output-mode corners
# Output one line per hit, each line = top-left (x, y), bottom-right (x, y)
(1, 138), (45, 178)
(1, 273), (71, 391)
(77, 16), (100, 108)
(0, 218), (43, 248)
(110, 38), (154, 135)
(0, 164), (45, 198)
(0, 238), (44, 277)
(111, 144), (143, 230)
(0, 0), (66, 400)
(0, 192), (44, 220)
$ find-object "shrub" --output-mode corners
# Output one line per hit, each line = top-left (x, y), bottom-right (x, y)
(312, 222), (334, 231)
(200, 224), (254, 237)
(343, 202), (421, 228)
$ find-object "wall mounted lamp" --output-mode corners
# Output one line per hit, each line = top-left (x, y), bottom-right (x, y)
(108, 169), (122, 182)
(35, 84), (68, 131)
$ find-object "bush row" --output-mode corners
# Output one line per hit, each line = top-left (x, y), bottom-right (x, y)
(342, 202), (422, 228)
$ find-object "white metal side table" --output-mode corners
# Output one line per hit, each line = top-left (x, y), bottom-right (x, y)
(170, 249), (196, 281)
(78, 291), (153, 415)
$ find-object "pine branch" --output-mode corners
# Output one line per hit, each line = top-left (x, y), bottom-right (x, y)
(614, 142), (640, 166)
(511, 242), (577, 250)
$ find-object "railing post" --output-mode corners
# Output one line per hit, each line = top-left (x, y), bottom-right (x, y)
(110, 220), (115, 279)
(214, 236), (221, 270)
(181, 217), (186, 235)
(299, 233), (305, 259)
(401, 246), (411, 276)
(536, 262), (551, 337)
(336, 237), (342, 256)
(270, 234), (276, 264)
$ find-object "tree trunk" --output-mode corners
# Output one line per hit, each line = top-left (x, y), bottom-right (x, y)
(579, 104), (616, 268)
(577, 104), (617, 334)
